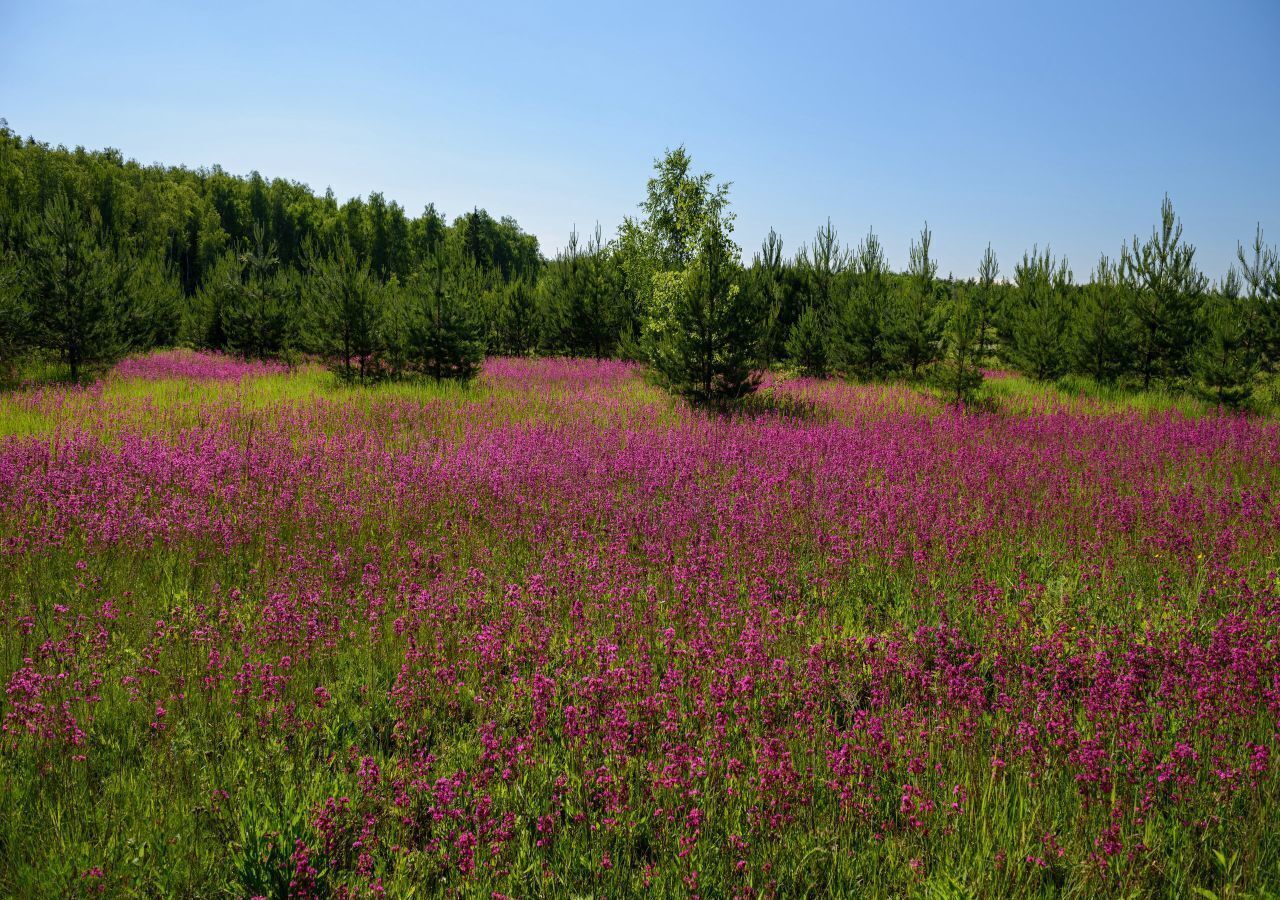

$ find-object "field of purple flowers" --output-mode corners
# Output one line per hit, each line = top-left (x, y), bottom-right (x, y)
(2, 351), (1279, 897)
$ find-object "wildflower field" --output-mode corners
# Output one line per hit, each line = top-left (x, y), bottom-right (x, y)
(2, 351), (1279, 898)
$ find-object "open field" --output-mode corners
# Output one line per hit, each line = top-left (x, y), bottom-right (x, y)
(2, 351), (1279, 897)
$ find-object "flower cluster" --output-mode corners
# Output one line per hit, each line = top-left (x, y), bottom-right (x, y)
(0, 357), (1277, 895)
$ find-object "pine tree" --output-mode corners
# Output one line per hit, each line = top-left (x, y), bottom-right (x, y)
(185, 251), (238, 350)
(832, 228), (890, 379)
(497, 277), (540, 356)
(400, 245), (485, 381)
(1236, 225), (1279, 373)
(747, 229), (786, 368)
(798, 219), (850, 315)
(932, 280), (985, 406)
(543, 226), (621, 358)
(578, 227), (623, 359)
(786, 303), (832, 377)
(25, 193), (124, 381)
(221, 223), (296, 360)
(1194, 269), (1258, 408)
(652, 218), (763, 408)
(1003, 247), (1073, 381)
(1070, 253), (1135, 384)
(1127, 196), (1208, 388)
(931, 246), (999, 405)
(625, 144), (768, 398)
(305, 239), (385, 383)
(884, 223), (940, 378)
(0, 250), (30, 381)
(116, 251), (182, 352)
(409, 203), (448, 268)
(973, 244), (999, 363)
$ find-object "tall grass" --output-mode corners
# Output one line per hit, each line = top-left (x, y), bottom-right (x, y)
(1, 353), (1278, 897)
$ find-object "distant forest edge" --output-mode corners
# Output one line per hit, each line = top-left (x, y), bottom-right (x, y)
(1, 123), (1277, 409)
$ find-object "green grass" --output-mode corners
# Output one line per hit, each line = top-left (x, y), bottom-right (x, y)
(1, 358), (1279, 897)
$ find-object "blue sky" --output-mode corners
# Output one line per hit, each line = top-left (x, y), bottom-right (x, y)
(3, 0), (1278, 279)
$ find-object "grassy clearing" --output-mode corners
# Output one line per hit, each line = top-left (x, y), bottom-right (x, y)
(1, 355), (1279, 897)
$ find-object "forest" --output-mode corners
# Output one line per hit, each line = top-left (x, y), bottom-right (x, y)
(1, 123), (1277, 409)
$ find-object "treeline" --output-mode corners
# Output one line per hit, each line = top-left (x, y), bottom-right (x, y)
(0, 123), (543, 381)
(2, 125), (1277, 409)
(725, 203), (1280, 408)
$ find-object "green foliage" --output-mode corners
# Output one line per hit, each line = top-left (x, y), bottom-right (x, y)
(786, 304), (833, 378)
(305, 239), (386, 383)
(24, 194), (127, 380)
(1, 123), (1275, 412)
(0, 250), (30, 381)
(0, 124), (541, 376)
(1002, 246), (1074, 381)
(649, 217), (764, 407)
(931, 249), (997, 405)
(396, 245), (486, 381)
(184, 251), (240, 351)
(1236, 225), (1280, 373)
(541, 227), (624, 358)
(883, 223), (941, 378)
(623, 148), (765, 408)
(831, 228), (891, 379)
(638, 145), (731, 270)
(490, 278), (541, 356)
(742, 229), (787, 367)
(931, 287), (986, 405)
(117, 251), (183, 350)
(612, 218), (662, 359)
(626, 148), (734, 351)
(972, 243), (1000, 363)
(797, 219), (851, 316)
(455, 207), (541, 282)
(784, 220), (849, 377)
(1071, 253), (1135, 384)
(1194, 270), (1259, 408)
(219, 223), (298, 361)
(1127, 195), (1208, 388)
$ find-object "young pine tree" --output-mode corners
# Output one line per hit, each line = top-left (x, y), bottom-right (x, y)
(1070, 253), (1135, 384)
(222, 223), (296, 360)
(786, 304), (832, 378)
(185, 251), (238, 350)
(884, 223), (941, 378)
(1194, 269), (1258, 408)
(0, 250), (30, 381)
(652, 219), (764, 408)
(832, 228), (891, 380)
(798, 219), (850, 315)
(1236, 225), (1280, 374)
(544, 226), (621, 359)
(305, 239), (385, 383)
(784, 221), (850, 378)
(932, 280), (986, 406)
(496, 277), (541, 356)
(25, 193), (124, 381)
(747, 229), (787, 368)
(1127, 196), (1208, 388)
(400, 245), (486, 381)
(932, 247), (999, 405)
(1003, 247), (1074, 381)
(117, 251), (183, 351)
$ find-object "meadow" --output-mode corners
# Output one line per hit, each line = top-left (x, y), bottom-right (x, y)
(1, 350), (1278, 897)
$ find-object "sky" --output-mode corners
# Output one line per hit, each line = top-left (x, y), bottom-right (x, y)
(2, 0), (1278, 280)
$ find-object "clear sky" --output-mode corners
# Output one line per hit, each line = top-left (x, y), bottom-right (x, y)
(2, 0), (1278, 280)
